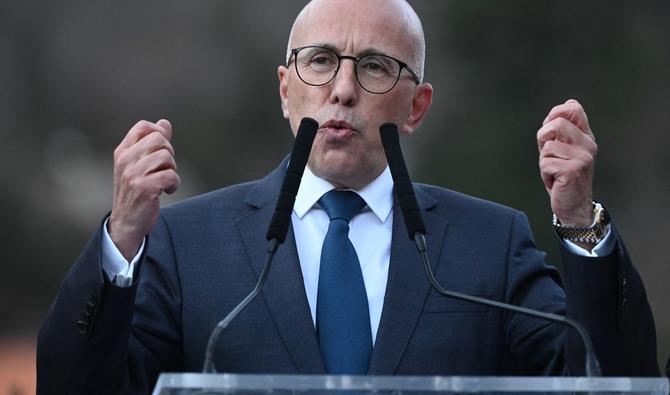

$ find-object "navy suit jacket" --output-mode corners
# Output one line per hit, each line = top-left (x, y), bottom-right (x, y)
(37, 159), (659, 394)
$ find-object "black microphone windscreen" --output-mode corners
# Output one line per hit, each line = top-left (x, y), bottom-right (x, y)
(266, 117), (318, 242)
(379, 123), (426, 239)
(379, 123), (409, 178)
(287, 118), (318, 175)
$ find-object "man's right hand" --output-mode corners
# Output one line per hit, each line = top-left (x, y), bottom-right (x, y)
(108, 119), (180, 262)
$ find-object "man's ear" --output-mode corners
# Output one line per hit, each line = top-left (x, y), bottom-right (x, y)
(278, 66), (290, 119)
(401, 82), (433, 135)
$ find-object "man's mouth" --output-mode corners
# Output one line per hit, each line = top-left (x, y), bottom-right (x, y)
(319, 119), (358, 140)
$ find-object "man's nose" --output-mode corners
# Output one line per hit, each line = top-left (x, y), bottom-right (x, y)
(329, 59), (358, 106)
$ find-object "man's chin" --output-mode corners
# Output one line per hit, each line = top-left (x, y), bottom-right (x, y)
(310, 160), (361, 188)
(310, 156), (383, 190)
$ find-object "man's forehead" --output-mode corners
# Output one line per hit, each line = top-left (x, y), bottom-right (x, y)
(298, 0), (415, 21)
(290, 17), (415, 60)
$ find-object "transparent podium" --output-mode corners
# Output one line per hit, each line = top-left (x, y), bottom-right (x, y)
(151, 373), (669, 395)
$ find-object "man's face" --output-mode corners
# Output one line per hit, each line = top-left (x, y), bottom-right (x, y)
(278, 0), (432, 189)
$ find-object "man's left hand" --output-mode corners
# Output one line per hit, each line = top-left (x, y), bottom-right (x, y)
(537, 99), (598, 227)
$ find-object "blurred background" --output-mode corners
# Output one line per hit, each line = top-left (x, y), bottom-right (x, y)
(1, 0), (668, 393)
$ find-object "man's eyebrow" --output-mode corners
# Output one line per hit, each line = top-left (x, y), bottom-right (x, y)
(308, 43), (391, 57)
(307, 43), (341, 53)
(356, 47), (389, 57)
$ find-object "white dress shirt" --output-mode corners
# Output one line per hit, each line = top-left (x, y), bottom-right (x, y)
(101, 166), (614, 344)
(292, 165), (394, 344)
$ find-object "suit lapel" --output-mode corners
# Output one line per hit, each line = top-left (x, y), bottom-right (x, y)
(368, 185), (448, 374)
(237, 160), (325, 374)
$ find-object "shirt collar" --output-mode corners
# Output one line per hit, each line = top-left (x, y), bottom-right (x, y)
(293, 165), (394, 223)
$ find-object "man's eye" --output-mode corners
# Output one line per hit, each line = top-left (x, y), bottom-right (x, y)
(364, 62), (383, 71)
(312, 55), (333, 65)
(361, 61), (387, 74)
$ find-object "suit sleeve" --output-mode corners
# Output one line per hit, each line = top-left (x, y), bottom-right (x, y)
(37, 214), (183, 395)
(560, 220), (660, 376)
(501, 211), (658, 376)
(502, 211), (569, 375)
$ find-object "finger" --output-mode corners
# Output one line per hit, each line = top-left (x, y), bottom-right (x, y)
(539, 157), (566, 191)
(541, 169), (554, 191)
(155, 119), (172, 141)
(137, 131), (175, 157)
(537, 117), (585, 151)
(543, 99), (592, 135)
(145, 168), (181, 195)
(540, 152), (594, 187)
(120, 150), (179, 197)
(539, 158), (559, 191)
(540, 140), (594, 164)
(540, 140), (572, 160)
(117, 120), (167, 151)
(120, 131), (175, 166)
(133, 147), (178, 177)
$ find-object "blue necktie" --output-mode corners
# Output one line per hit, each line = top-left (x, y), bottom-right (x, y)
(316, 190), (372, 374)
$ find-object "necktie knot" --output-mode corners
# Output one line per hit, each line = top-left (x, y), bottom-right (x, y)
(319, 190), (366, 223)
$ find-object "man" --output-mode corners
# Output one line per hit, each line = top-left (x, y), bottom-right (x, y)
(37, 0), (659, 393)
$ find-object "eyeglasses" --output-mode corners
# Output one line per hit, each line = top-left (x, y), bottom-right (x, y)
(287, 46), (420, 94)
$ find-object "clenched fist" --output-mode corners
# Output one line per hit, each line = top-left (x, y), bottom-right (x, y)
(537, 99), (597, 229)
(108, 119), (181, 261)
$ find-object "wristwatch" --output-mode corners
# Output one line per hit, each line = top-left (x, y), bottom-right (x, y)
(552, 201), (609, 244)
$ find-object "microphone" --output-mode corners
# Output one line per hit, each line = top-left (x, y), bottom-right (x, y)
(379, 123), (425, 239)
(378, 122), (602, 377)
(203, 117), (318, 373)
(266, 117), (319, 244)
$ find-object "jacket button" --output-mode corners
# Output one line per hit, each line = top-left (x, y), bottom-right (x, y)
(76, 320), (89, 335)
(84, 303), (95, 316)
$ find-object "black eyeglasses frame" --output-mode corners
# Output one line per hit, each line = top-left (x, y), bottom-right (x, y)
(287, 45), (420, 94)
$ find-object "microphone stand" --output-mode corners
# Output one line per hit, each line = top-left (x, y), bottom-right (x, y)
(414, 233), (602, 377)
(202, 239), (279, 373)
(202, 117), (318, 373)
(379, 122), (602, 377)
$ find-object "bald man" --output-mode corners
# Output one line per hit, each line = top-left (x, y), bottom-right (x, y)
(37, 0), (659, 393)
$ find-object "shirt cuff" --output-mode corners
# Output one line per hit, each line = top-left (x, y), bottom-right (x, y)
(560, 223), (614, 257)
(101, 218), (145, 287)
